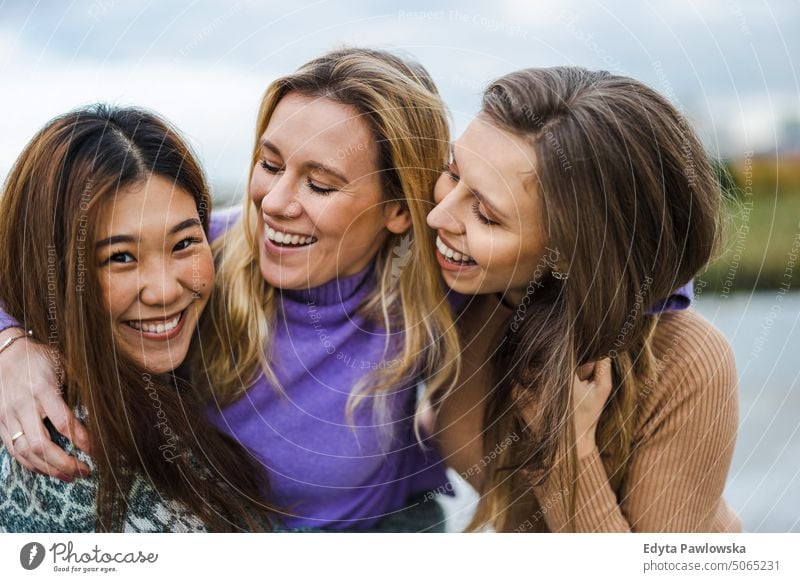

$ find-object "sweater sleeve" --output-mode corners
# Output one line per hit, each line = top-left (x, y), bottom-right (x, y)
(0, 443), (97, 532)
(538, 310), (741, 532)
(208, 206), (242, 243)
(0, 429), (207, 533)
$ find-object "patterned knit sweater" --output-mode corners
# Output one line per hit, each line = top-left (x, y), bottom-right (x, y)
(0, 424), (206, 533)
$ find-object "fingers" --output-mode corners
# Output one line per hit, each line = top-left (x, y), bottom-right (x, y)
(576, 362), (596, 382)
(591, 358), (614, 399)
(13, 408), (84, 479)
(40, 386), (92, 456)
(0, 337), (91, 478)
(593, 357), (613, 377)
(571, 372), (595, 407)
(0, 422), (38, 474)
(2, 419), (68, 479)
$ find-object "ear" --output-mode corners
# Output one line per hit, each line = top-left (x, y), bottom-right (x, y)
(383, 201), (412, 235)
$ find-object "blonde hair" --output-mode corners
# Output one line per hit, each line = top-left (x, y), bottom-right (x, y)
(200, 48), (461, 434)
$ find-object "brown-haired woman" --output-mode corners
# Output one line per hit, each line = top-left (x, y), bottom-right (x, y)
(428, 67), (741, 532)
(0, 105), (277, 532)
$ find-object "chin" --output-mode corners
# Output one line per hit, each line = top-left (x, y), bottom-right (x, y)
(442, 277), (478, 295)
(148, 362), (179, 375)
(121, 339), (191, 376)
(145, 350), (189, 375)
(260, 268), (301, 290)
(259, 258), (315, 290)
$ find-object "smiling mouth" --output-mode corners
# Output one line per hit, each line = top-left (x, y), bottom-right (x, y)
(436, 235), (477, 265)
(265, 225), (317, 248)
(124, 310), (184, 335)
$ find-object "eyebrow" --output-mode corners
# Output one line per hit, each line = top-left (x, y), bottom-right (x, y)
(95, 235), (136, 248)
(169, 217), (202, 234)
(451, 151), (511, 222)
(260, 139), (350, 184)
(94, 218), (202, 249)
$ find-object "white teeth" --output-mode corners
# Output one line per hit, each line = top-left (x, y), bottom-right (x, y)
(436, 236), (475, 264)
(127, 313), (181, 334)
(265, 225), (316, 247)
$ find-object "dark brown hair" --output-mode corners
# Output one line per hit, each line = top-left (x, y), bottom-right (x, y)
(472, 67), (722, 531)
(0, 104), (278, 531)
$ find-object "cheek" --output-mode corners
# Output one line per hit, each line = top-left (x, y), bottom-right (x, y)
(320, 196), (379, 241)
(350, 204), (390, 245)
(98, 272), (136, 321)
(186, 250), (215, 304)
(196, 252), (215, 298)
(509, 237), (549, 283)
(469, 230), (523, 274)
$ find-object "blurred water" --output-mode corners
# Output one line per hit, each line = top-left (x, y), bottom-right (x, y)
(438, 293), (800, 532)
(696, 292), (800, 532)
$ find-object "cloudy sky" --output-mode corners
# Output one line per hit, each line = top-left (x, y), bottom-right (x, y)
(1, 0), (797, 195)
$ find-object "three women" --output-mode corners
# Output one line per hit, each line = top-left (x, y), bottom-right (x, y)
(0, 51), (740, 532)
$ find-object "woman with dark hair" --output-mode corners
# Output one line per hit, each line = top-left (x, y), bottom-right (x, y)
(0, 105), (277, 532)
(428, 67), (741, 532)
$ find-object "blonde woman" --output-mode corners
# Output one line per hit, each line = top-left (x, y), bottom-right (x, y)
(0, 48), (460, 531)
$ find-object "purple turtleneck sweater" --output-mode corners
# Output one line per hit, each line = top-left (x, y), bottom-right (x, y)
(205, 209), (446, 530)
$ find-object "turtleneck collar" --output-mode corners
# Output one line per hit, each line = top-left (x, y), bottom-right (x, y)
(279, 261), (376, 307)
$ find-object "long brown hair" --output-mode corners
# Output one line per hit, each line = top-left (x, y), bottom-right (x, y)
(202, 47), (461, 435)
(471, 68), (722, 531)
(0, 104), (278, 531)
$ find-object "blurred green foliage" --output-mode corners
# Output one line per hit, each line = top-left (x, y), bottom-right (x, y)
(701, 156), (800, 292)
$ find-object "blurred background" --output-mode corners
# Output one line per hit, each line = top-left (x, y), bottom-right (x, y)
(0, 0), (797, 532)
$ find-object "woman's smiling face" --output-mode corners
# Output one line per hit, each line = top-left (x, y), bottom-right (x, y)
(426, 116), (550, 302)
(95, 175), (214, 374)
(250, 92), (410, 290)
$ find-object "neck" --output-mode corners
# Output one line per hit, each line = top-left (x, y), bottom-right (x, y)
(499, 289), (525, 308)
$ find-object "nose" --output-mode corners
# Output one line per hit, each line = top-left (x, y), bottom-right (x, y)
(427, 185), (465, 236)
(260, 174), (303, 220)
(139, 260), (184, 307)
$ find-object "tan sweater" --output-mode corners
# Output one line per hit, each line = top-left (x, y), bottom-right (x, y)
(532, 309), (742, 532)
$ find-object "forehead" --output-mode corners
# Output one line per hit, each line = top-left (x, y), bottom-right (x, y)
(456, 118), (538, 211)
(95, 175), (198, 235)
(457, 118), (535, 186)
(263, 93), (377, 172)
